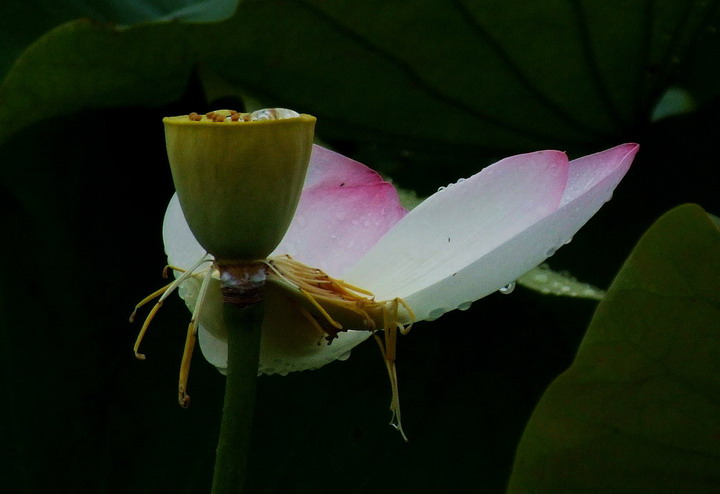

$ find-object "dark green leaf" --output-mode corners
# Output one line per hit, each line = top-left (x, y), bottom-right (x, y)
(2, 0), (718, 161)
(508, 204), (720, 493)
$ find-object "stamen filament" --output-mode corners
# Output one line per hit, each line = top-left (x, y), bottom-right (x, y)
(129, 284), (170, 324)
(296, 305), (328, 342)
(265, 254), (413, 440)
(178, 267), (214, 408)
(299, 289), (343, 330)
(163, 264), (186, 278)
(132, 255), (211, 360)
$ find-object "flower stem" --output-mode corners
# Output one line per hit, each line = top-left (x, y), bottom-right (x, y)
(211, 302), (264, 494)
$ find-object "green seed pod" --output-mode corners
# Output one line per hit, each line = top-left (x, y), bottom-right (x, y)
(163, 109), (316, 261)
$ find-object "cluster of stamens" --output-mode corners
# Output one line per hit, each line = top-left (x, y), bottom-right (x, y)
(131, 254), (414, 440)
(264, 255), (414, 439)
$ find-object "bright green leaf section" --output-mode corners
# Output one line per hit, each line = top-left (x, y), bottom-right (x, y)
(518, 264), (605, 300)
(508, 204), (720, 493)
(2, 0), (718, 154)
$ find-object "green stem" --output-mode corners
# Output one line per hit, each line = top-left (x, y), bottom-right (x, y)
(211, 302), (264, 494)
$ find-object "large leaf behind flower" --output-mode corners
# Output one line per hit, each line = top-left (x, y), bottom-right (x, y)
(1, 0), (718, 171)
(508, 204), (720, 493)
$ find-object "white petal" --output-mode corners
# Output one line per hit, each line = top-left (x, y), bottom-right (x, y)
(163, 194), (207, 269)
(195, 282), (372, 375)
(345, 145), (637, 322)
(344, 150), (571, 321)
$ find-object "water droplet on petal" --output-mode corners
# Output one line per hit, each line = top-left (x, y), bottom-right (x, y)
(564, 236), (573, 245)
(427, 308), (446, 321)
(337, 351), (351, 361)
(250, 108), (299, 120)
(499, 282), (516, 294)
(437, 186), (446, 192)
(457, 301), (472, 311)
(456, 178), (466, 184)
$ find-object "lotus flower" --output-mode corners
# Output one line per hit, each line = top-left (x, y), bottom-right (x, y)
(162, 143), (638, 381)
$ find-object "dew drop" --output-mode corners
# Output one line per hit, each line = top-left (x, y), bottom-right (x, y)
(564, 236), (573, 245)
(427, 308), (446, 321)
(250, 108), (299, 120)
(437, 186), (446, 192)
(457, 301), (472, 311)
(178, 281), (196, 300)
(456, 177), (466, 184)
(499, 281), (516, 294)
(337, 351), (352, 361)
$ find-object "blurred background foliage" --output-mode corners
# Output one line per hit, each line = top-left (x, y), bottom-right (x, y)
(0, 0), (718, 492)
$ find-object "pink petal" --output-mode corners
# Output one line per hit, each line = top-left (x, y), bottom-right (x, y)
(561, 143), (639, 206)
(344, 150), (570, 316)
(346, 144), (636, 322)
(272, 145), (407, 276)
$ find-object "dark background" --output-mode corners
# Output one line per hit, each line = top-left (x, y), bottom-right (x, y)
(1, 1), (718, 492)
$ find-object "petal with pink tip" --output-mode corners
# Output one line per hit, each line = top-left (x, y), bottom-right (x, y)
(561, 143), (638, 206)
(271, 145), (406, 276)
(346, 144), (637, 322)
(343, 150), (571, 320)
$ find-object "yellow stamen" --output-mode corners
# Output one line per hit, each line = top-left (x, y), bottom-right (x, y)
(298, 288), (343, 330)
(178, 267), (214, 408)
(131, 255), (210, 360)
(265, 255), (414, 438)
(129, 284), (171, 324)
(163, 264), (186, 278)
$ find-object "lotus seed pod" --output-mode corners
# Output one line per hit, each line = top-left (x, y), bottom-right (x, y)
(163, 109), (316, 261)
